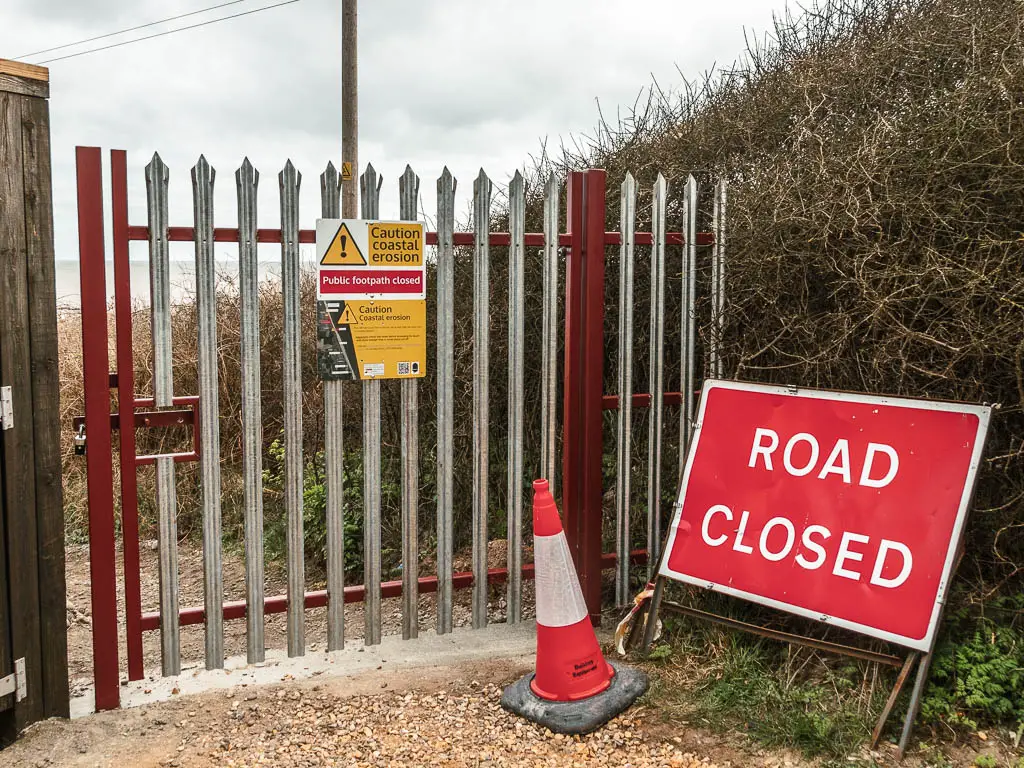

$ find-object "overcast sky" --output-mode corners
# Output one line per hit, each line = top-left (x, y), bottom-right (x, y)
(4, 0), (786, 262)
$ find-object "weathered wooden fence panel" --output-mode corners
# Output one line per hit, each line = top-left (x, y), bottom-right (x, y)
(0, 58), (68, 737)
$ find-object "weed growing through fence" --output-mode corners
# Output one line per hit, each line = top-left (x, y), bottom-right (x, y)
(262, 437), (365, 579)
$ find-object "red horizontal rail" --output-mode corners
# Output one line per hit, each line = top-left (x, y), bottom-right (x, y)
(602, 392), (684, 410)
(139, 549), (648, 631)
(126, 225), (715, 249)
(132, 395), (200, 466)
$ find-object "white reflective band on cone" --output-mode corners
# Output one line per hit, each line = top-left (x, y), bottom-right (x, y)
(534, 532), (589, 627)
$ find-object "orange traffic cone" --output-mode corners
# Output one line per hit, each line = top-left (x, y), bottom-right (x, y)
(530, 479), (614, 700)
(501, 479), (648, 734)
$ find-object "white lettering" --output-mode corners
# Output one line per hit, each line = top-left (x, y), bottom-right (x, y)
(733, 510), (755, 554)
(817, 439), (852, 483)
(860, 443), (900, 488)
(748, 428), (779, 470)
(870, 540), (913, 588)
(783, 433), (820, 476)
(795, 525), (832, 570)
(701, 504), (732, 547)
(833, 532), (870, 580)
(759, 517), (796, 561)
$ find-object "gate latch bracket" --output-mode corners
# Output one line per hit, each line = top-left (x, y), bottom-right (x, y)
(0, 658), (27, 701)
(0, 386), (12, 431)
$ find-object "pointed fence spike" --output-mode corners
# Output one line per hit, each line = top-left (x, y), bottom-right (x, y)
(439, 166), (456, 196)
(192, 155), (214, 184)
(320, 162), (340, 219)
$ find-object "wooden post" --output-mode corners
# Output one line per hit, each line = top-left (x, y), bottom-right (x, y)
(341, 0), (358, 219)
(0, 58), (69, 735)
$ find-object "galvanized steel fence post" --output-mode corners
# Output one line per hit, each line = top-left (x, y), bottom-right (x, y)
(435, 168), (456, 635)
(191, 155), (224, 670)
(615, 173), (636, 606)
(280, 161), (305, 657)
(237, 158), (265, 664)
(361, 164), (383, 646)
(646, 175), (667, 575)
(506, 171), (526, 624)
(540, 173), (560, 492)
(710, 178), (727, 379)
(472, 169), (492, 630)
(320, 162), (345, 651)
(399, 165), (420, 640)
(146, 152), (181, 677)
(679, 174), (698, 470)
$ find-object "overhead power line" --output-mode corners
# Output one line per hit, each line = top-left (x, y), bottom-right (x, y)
(19, 0), (256, 59)
(34, 0), (304, 64)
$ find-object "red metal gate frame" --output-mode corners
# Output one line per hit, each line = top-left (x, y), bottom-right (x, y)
(76, 151), (711, 710)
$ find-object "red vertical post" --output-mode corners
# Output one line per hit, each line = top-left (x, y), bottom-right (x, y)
(562, 172), (585, 576)
(562, 169), (607, 623)
(111, 150), (143, 682)
(76, 147), (120, 710)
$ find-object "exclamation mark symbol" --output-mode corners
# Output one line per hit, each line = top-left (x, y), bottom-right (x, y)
(340, 234), (347, 256)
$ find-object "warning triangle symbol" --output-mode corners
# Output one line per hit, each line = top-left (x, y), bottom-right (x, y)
(339, 305), (359, 324)
(321, 222), (366, 265)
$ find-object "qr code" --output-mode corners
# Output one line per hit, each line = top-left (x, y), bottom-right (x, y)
(397, 362), (411, 375)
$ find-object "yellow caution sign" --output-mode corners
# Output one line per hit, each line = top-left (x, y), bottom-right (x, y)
(320, 222), (366, 265)
(342, 300), (426, 379)
(341, 162), (353, 181)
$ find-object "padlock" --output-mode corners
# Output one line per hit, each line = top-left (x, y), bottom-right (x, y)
(74, 424), (87, 456)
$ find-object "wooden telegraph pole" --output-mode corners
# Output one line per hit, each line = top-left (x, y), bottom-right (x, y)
(341, 0), (357, 218)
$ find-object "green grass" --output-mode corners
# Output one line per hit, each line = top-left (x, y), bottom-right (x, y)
(642, 619), (891, 766)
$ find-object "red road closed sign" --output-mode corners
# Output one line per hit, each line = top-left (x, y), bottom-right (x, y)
(661, 380), (990, 651)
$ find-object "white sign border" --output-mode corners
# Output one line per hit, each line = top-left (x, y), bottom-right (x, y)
(658, 379), (991, 652)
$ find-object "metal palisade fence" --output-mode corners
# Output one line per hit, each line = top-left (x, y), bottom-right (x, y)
(74, 149), (725, 706)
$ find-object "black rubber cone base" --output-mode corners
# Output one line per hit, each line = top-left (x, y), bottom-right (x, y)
(500, 660), (648, 735)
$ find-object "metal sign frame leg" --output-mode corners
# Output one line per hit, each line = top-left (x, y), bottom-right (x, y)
(871, 650), (919, 750)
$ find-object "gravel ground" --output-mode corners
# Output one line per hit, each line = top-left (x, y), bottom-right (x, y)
(203, 683), (712, 767)
(5, 659), (743, 768)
